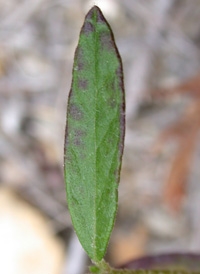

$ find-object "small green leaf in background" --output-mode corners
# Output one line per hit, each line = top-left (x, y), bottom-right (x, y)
(64, 5), (125, 262)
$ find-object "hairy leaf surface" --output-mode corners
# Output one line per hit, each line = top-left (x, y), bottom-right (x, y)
(64, 6), (125, 262)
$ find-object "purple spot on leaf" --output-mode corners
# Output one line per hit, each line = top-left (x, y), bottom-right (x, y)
(100, 32), (114, 50)
(96, 8), (106, 24)
(73, 129), (86, 147)
(70, 104), (83, 120)
(82, 21), (94, 36)
(78, 79), (88, 89)
(75, 48), (84, 71)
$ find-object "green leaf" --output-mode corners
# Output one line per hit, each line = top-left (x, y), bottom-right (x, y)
(64, 5), (125, 262)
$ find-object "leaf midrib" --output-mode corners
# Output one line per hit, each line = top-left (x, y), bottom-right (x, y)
(93, 13), (98, 261)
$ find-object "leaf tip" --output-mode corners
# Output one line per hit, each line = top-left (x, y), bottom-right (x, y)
(86, 5), (105, 23)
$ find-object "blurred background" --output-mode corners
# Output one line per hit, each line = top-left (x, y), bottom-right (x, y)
(1, 0), (200, 273)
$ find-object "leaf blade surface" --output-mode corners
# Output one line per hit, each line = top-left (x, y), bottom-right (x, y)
(64, 5), (125, 262)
